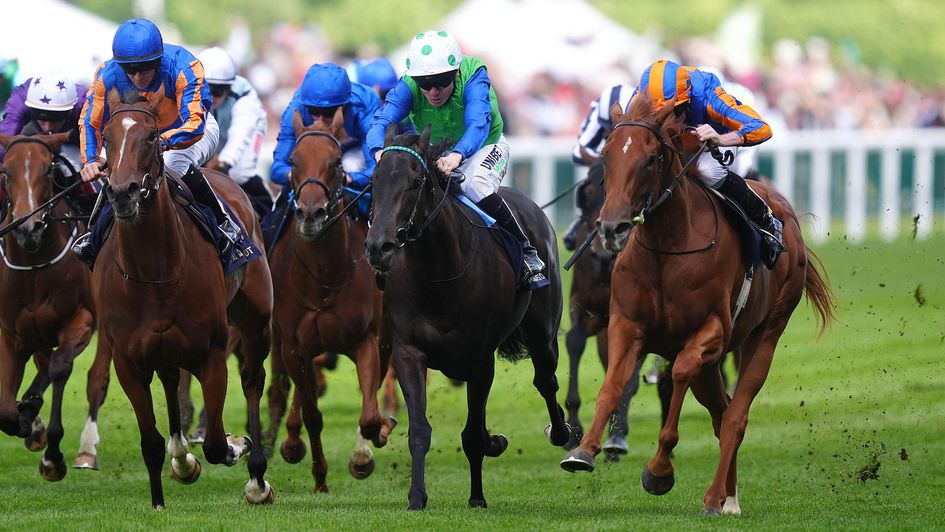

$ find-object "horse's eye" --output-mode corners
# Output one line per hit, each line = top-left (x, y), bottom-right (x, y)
(148, 132), (159, 143)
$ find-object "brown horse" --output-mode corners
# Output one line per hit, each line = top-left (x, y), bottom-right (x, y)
(0, 133), (111, 478)
(93, 88), (274, 508)
(560, 94), (835, 516)
(267, 111), (393, 493)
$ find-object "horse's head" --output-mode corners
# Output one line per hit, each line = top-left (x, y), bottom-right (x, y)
(365, 124), (436, 273)
(289, 109), (346, 239)
(597, 93), (685, 252)
(101, 87), (165, 221)
(0, 133), (70, 251)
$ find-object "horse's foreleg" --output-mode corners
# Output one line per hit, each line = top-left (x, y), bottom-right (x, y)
(20, 350), (51, 450)
(199, 349), (244, 466)
(112, 356), (165, 509)
(0, 335), (30, 437)
(462, 359), (500, 508)
(643, 318), (723, 497)
(562, 317), (644, 472)
(394, 346), (431, 511)
(690, 361), (732, 514)
(40, 309), (93, 482)
(177, 369), (195, 439)
(563, 321), (588, 450)
(279, 385), (306, 463)
(264, 338), (290, 455)
(159, 367), (201, 485)
(284, 351), (329, 493)
(75, 342), (110, 469)
(237, 325), (274, 505)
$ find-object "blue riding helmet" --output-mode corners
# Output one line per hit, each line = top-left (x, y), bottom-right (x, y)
(300, 63), (351, 108)
(112, 18), (164, 64)
(357, 58), (398, 92)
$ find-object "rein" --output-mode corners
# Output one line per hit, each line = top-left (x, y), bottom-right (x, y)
(379, 145), (452, 248)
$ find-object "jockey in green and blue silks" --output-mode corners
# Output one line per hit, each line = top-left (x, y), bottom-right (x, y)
(271, 63), (380, 217)
(365, 30), (547, 288)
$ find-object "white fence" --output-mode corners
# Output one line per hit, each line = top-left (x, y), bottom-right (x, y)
(509, 129), (945, 243)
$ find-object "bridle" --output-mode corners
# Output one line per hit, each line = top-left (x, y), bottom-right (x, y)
(291, 130), (346, 216)
(379, 145), (452, 248)
(106, 106), (166, 201)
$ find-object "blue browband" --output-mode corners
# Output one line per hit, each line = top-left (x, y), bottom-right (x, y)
(380, 145), (427, 170)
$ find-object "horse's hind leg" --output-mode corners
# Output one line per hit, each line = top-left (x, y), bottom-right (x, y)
(522, 323), (569, 447)
(604, 353), (645, 461)
(280, 385), (306, 463)
(158, 367), (201, 485)
(75, 342), (111, 469)
(690, 362), (731, 515)
(381, 365), (400, 419)
(112, 356), (166, 508)
(463, 359), (505, 508)
(40, 309), (93, 482)
(264, 332), (291, 456)
(563, 321), (588, 450)
(177, 369), (196, 440)
(199, 349), (249, 466)
(393, 346), (431, 511)
(352, 334), (393, 449)
(236, 324), (275, 504)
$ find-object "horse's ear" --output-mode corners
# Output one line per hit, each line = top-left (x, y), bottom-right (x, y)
(655, 97), (677, 124)
(292, 110), (305, 137)
(609, 101), (625, 123)
(417, 123), (431, 150)
(383, 123), (398, 146)
(329, 106), (344, 135)
(41, 132), (71, 153)
(146, 84), (165, 113)
(0, 134), (11, 149)
(107, 87), (122, 114)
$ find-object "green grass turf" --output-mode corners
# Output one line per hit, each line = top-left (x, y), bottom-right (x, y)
(1, 236), (943, 530)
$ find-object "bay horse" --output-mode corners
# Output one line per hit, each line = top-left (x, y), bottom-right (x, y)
(563, 168), (646, 457)
(559, 94), (835, 516)
(267, 111), (393, 492)
(366, 126), (571, 510)
(93, 88), (274, 508)
(0, 132), (111, 478)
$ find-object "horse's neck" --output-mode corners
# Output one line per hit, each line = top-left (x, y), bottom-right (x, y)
(403, 201), (469, 283)
(292, 211), (353, 282)
(637, 171), (704, 248)
(113, 185), (185, 279)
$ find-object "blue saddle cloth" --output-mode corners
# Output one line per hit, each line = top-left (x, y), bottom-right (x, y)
(89, 193), (260, 276)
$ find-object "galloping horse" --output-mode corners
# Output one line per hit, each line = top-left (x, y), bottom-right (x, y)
(268, 111), (393, 492)
(366, 126), (571, 510)
(93, 88), (273, 508)
(560, 94), (834, 516)
(0, 133), (109, 478)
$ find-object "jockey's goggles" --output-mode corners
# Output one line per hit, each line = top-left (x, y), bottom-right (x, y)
(412, 71), (456, 91)
(119, 58), (161, 75)
(305, 105), (341, 119)
(209, 84), (230, 98)
(29, 108), (69, 123)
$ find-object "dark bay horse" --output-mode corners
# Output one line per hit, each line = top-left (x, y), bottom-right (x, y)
(366, 126), (571, 510)
(0, 133), (110, 478)
(93, 89), (273, 508)
(267, 112), (393, 492)
(560, 95), (835, 516)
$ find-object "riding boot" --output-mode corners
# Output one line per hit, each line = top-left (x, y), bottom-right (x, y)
(562, 215), (585, 251)
(717, 170), (785, 268)
(180, 165), (242, 245)
(71, 186), (107, 265)
(476, 193), (547, 284)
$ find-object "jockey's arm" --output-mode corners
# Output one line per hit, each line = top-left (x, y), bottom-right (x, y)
(158, 66), (208, 150)
(367, 80), (412, 162)
(217, 91), (266, 169)
(452, 67), (492, 160)
(704, 90), (772, 147)
(78, 68), (108, 182)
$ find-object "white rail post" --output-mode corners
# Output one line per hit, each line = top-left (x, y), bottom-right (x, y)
(846, 146), (867, 242)
(880, 145), (900, 241)
(810, 147), (831, 242)
(913, 144), (934, 239)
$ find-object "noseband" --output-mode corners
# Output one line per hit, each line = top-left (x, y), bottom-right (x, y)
(107, 107), (166, 200)
(291, 130), (346, 214)
(379, 145), (452, 247)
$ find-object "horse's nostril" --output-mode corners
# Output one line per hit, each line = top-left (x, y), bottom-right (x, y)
(615, 221), (632, 236)
(380, 242), (396, 255)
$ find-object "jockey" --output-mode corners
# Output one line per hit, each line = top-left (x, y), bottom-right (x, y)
(366, 30), (547, 287)
(635, 59), (784, 262)
(348, 57), (399, 101)
(0, 73), (97, 213)
(197, 46), (272, 219)
(271, 62), (380, 217)
(562, 83), (636, 250)
(72, 18), (235, 263)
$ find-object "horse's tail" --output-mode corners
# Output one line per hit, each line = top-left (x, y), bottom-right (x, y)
(804, 246), (836, 339)
(497, 327), (530, 362)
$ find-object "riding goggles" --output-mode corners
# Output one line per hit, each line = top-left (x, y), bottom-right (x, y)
(209, 84), (230, 98)
(412, 71), (456, 91)
(305, 105), (341, 119)
(119, 58), (161, 74)
(29, 109), (70, 123)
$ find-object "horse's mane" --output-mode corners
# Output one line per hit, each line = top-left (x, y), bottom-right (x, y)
(119, 90), (149, 106)
(613, 91), (688, 153)
(387, 130), (452, 178)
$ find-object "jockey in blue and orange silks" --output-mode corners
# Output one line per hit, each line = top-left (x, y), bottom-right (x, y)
(635, 59), (784, 261)
(72, 18), (241, 263)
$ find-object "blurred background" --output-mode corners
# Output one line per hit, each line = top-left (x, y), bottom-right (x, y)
(3, 0), (944, 242)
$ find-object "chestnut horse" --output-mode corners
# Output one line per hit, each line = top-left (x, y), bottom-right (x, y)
(366, 126), (571, 510)
(268, 112), (393, 492)
(93, 89), (273, 508)
(0, 133), (110, 478)
(560, 95), (834, 516)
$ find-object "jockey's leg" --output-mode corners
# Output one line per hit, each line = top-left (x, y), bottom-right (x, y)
(477, 193), (546, 283)
(70, 187), (109, 265)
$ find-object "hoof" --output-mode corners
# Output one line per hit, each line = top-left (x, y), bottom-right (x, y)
(603, 452), (621, 464)
(563, 425), (583, 451)
(544, 423), (572, 447)
(372, 417), (397, 448)
(641, 467), (675, 495)
(486, 434), (508, 457)
(39, 456), (67, 482)
(24, 417), (47, 452)
(169, 454), (202, 484)
(348, 456), (376, 479)
(188, 427), (206, 445)
(722, 493), (741, 516)
(244, 479), (275, 505)
(73, 452), (99, 470)
(560, 448), (595, 473)
(280, 439), (307, 464)
(224, 434), (251, 466)
(469, 498), (488, 508)
(313, 483), (330, 494)
(603, 436), (629, 456)
(700, 507), (722, 517)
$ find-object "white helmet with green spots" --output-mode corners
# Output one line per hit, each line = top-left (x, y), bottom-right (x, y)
(405, 30), (463, 76)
